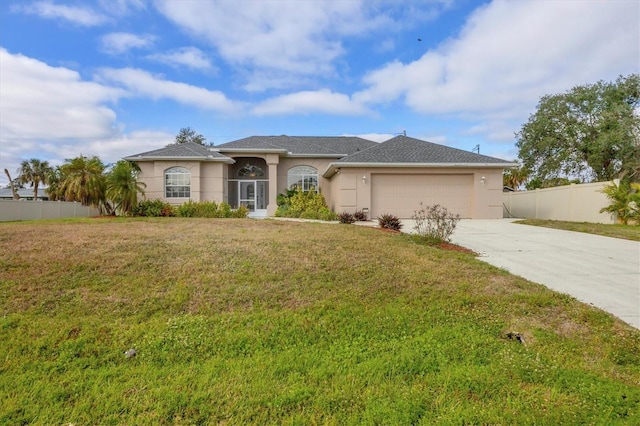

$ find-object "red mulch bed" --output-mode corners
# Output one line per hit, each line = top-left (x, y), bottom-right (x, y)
(373, 226), (477, 254)
(436, 241), (477, 254)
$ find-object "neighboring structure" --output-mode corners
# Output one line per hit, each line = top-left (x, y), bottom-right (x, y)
(124, 135), (515, 219)
(0, 187), (49, 200)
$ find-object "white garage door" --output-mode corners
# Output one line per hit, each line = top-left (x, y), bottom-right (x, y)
(371, 174), (473, 218)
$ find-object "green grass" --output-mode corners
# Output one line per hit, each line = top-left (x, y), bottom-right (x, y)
(1, 218), (639, 424)
(515, 219), (640, 241)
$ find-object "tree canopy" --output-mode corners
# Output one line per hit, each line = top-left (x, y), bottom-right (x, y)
(172, 127), (208, 146)
(18, 158), (52, 200)
(516, 74), (640, 187)
(106, 160), (146, 216)
(59, 155), (107, 209)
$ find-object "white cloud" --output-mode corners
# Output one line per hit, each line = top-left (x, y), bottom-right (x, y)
(79, 130), (174, 164)
(0, 48), (122, 141)
(147, 47), (215, 71)
(98, 0), (146, 16)
(153, 0), (450, 91)
(463, 121), (516, 142)
(101, 33), (154, 55)
(252, 90), (370, 116)
(13, 1), (107, 26)
(96, 67), (242, 113)
(101, 32), (155, 55)
(355, 0), (640, 137)
(348, 133), (394, 143)
(0, 49), (170, 177)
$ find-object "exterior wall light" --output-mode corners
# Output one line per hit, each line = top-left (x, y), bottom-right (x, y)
(481, 176), (486, 185)
(362, 175), (367, 184)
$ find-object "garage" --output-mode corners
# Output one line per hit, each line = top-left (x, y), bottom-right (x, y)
(371, 174), (473, 218)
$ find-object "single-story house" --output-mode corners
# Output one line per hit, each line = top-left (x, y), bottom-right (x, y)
(124, 135), (516, 219)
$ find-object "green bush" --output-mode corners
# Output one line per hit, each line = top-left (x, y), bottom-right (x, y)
(275, 189), (338, 221)
(231, 205), (249, 218)
(132, 199), (175, 217)
(600, 180), (640, 225)
(412, 203), (461, 243)
(175, 200), (248, 218)
(175, 200), (199, 217)
(378, 214), (403, 231)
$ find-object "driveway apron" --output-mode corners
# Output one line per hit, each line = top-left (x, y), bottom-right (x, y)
(403, 219), (640, 329)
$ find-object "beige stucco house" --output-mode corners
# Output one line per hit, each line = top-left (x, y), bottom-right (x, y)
(124, 135), (515, 219)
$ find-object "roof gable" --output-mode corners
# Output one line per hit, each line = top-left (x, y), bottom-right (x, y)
(124, 142), (232, 162)
(336, 135), (514, 164)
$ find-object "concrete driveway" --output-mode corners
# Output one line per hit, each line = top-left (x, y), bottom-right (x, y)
(402, 219), (640, 329)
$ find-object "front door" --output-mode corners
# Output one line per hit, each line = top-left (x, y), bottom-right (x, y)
(239, 180), (267, 217)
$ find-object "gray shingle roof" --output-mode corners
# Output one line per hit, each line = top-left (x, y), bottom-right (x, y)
(124, 136), (514, 166)
(124, 142), (232, 161)
(216, 135), (378, 156)
(336, 135), (514, 164)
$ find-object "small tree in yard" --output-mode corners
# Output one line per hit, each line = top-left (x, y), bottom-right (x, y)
(599, 180), (640, 225)
(412, 203), (460, 243)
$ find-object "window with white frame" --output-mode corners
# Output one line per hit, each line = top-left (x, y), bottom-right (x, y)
(288, 165), (318, 192)
(165, 167), (190, 198)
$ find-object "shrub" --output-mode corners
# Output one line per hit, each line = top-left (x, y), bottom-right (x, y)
(132, 199), (175, 217)
(378, 214), (403, 231)
(412, 203), (460, 243)
(218, 202), (232, 218)
(175, 200), (198, 217)
(318, 207), (338, 221)
(338, 212), (356, 224)
(275, 189), (338, 221)
(353, 210), (368, 221)
(232, 205), (249, 218)
(599, 180), (640, 225)
(175, 200), (248, 218)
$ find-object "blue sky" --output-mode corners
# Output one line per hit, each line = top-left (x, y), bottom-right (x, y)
(1, 0), (638, 186)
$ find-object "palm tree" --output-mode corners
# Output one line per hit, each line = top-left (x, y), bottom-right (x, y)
(106, 161), (146, 216)
(44, 166), (64, 201)
(59, 155), (107, 209)
(599, 180), (640, 224)
(18, 158), (52, 200)
(503, 165), (529, 191)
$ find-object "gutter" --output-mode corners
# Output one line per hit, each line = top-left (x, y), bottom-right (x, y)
(214, 148), (288, 154)
(124, 155), (236, 164)
(322, 161), (518, 178)
(214, 148), (344, 159)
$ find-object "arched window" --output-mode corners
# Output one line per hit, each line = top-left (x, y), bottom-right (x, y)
(288, 165), (318, 192)
(237, 163), (265, 178)
(165, 167), (190, 198)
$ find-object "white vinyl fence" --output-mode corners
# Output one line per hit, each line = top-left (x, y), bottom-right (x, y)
(502, 181), (614, 224)
(0, 200), (100, 222)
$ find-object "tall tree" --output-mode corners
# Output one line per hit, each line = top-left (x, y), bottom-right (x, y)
(172, 127), (208, 146)
(18, 158), (52, 200)
(516, 74), (640, 185)
(45, 166), (64, 201)
(106, 160), (146, 216)
(59, 155), (107, 209)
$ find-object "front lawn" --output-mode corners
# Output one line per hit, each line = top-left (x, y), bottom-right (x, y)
(515, 219), (640, 241)
(0, 218), (638, 424)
